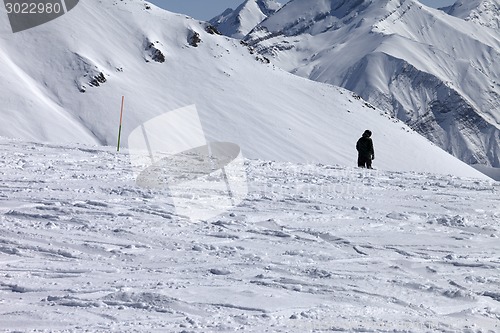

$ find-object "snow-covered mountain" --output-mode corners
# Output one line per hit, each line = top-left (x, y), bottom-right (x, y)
(245, 0), (500, 168)
(1, 2), (500, 330)
(0, 0), (488, 178)
(210, 0), (282, 38)
(442, 0), (500, 29)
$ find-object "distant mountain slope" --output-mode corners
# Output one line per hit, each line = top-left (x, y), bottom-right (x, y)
(210, 0), (282, 38)
(441, 0), (499, 29)
(0, 0), (489, 178)
(246, 0), (500, 168)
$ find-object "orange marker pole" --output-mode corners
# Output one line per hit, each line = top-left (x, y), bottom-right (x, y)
(117, 96), (125, 151)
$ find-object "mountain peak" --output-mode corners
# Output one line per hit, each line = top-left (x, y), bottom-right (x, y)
(442, 0), (499, 29)
(256, 0), (283, 15)
(247, 0), (415, 38)
(210, 0), (282, 38)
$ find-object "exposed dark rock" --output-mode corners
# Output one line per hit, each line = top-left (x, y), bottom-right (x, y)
(89, 72), (106, 87)
(145, 41), (166, 63)
(255, 55), (270, 64)
(205, 25), (221, 35)
(188, 31), (201, 47)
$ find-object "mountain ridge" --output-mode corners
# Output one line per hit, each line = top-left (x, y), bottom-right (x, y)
(442, 0), (500, 29)
(244, 0), (500, 167)
(0, 0), (489, 179)
(210, 0), (282, 39)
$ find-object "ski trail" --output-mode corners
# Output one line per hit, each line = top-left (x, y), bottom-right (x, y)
(0, 139), (499, 332)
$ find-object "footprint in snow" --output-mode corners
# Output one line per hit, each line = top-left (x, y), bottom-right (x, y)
(209, 268), (231, 276)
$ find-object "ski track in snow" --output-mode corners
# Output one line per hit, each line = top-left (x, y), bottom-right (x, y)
(0, 139), (499, 332)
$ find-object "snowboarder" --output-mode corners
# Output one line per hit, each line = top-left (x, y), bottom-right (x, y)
(356, 130), (374, 169)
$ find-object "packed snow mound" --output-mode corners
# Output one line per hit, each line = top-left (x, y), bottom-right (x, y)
(473, 164), (500, 181)
(0, 138), (499, 331)
(442, 0), (500, 29)
(0, 0), (489, 178)
(246, 0), (500, 168)
(210, 0), (282, 38)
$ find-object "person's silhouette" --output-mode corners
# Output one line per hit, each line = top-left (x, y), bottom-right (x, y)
(356, 130), (375, 169)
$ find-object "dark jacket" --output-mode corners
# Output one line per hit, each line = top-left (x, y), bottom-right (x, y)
(356, 136), (374, 158)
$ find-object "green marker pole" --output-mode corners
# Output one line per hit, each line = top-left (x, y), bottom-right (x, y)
(117, 96), (125, 151)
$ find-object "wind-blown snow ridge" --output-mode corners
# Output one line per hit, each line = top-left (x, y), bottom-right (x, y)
(0, 138), (499, 331)
(244, 0), (500, 168)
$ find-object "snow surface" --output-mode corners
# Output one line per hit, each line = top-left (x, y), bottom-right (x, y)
(245, 0), (500, 169)
(0, 0), (489, 179)
(473, 164), (500, 181)
(0, 138), (499, 332)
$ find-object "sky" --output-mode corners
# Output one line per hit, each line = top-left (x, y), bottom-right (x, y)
(148, 0), (457, 21)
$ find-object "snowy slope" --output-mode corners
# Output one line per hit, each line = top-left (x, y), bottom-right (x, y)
(442, 0), (500, 29)
(0, 0), (489, 178)
(0, 138), (499, 332)
(210, 0), (282, 39)
(246, 0), (500, 168)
